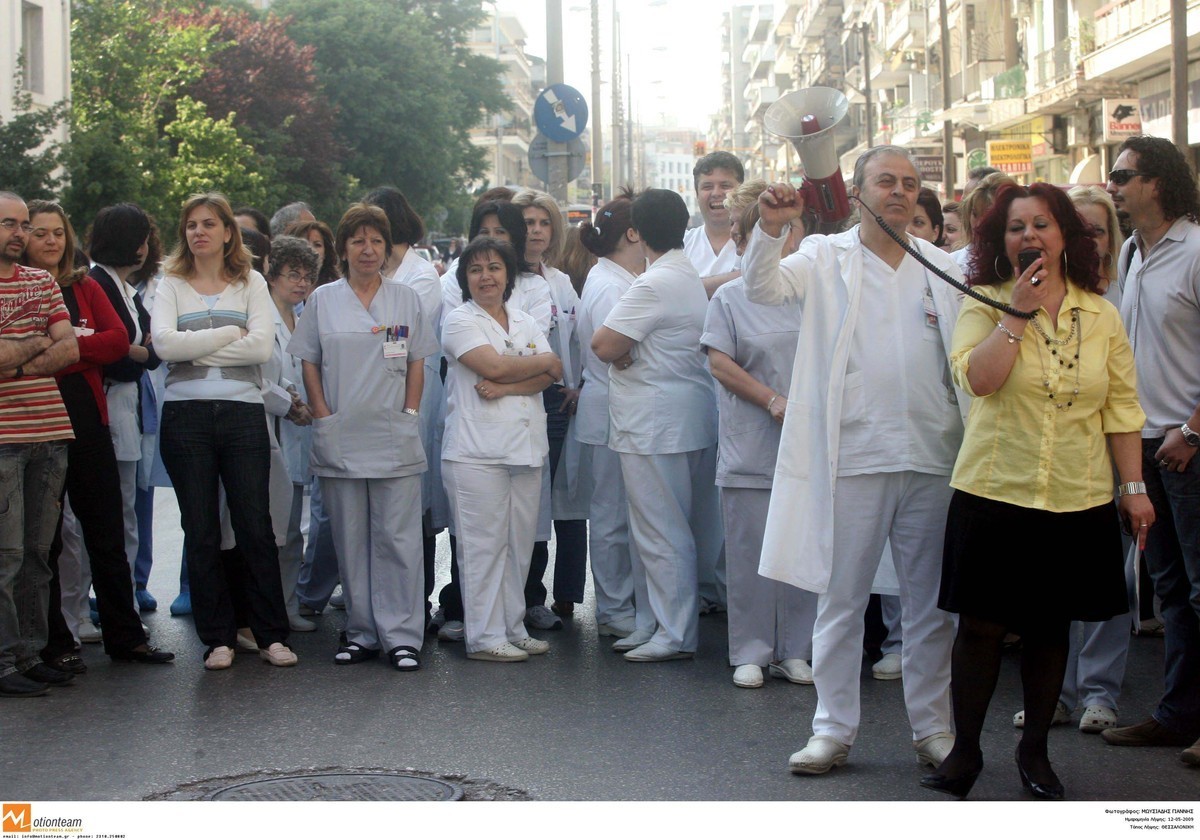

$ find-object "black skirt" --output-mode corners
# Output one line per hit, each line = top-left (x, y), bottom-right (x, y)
(939, 490), (1129, 630)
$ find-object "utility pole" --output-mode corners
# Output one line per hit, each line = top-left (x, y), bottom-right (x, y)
(861, 22), (872, 149)
(1170, 0), (1188, 156)
(939, 0), (954, 198)
(545, 0), (568, 203)
(612, 14), (622, 191)
(590, 0), (603, 205)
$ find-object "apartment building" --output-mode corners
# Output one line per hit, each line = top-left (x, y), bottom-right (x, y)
(1, 0), (71, 148)
(468, 11), (540, 190)
(717, 0), (1199, 195)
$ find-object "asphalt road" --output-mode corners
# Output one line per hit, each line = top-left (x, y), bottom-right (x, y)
(1, 489), (1195, 804)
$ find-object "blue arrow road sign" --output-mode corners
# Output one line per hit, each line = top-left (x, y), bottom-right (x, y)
(534, 83), (589, 143)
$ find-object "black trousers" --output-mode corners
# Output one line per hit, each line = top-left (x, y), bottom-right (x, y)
(44, 389), (146, 659)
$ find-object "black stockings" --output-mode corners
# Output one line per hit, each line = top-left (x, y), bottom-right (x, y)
(936, 614), (1070, 786)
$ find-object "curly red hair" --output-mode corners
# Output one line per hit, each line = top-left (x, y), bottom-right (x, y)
(968, 182), (1103, 294)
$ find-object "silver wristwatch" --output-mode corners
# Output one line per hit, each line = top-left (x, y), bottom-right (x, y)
(1181, 422), (1200, 447)
(1117, 482), (1147, 497)
(403, 407), (419, 417)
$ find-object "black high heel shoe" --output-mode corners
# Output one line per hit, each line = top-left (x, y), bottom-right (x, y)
(920, 762), (982, 800)
(1015, 747), (1065, 800)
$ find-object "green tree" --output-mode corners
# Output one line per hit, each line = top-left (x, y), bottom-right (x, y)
(273, 0), (509, 221)
(0, 80), (66, 201)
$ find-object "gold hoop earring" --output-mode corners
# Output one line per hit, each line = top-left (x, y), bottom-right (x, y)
(995, 255), (1011, 279)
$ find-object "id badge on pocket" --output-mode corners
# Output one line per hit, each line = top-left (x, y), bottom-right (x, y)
(383, 339), (407, 360)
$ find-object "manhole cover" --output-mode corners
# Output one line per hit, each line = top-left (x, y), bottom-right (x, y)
(208, 772), (463, 801)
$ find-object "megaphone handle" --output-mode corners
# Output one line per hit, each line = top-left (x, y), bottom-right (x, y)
(851, 197), (1036, 321)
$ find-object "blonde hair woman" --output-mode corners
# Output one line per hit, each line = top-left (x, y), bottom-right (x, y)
(152, 193), (296, 671)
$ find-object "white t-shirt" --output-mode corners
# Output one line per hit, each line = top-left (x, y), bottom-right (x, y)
(684, 225), (738, 277)
(441, 301), (551, 467)
(602, 248), (717, 455)
(837, 248), (962, 476)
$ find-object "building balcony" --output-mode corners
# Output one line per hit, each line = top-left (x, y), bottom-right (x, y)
(745, 42), (777, 79)
(745, 84), (781, 118)
(747, 3), (774, 41)
(883, 0), (926, 51)
(1085, 0), (1200, 82)
(799, 0), (843, 42)
(981, 63), (1026, 101)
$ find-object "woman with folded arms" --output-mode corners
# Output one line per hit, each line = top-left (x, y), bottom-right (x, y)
(152, 193), (295, 671)
(441, 237), (562, 662)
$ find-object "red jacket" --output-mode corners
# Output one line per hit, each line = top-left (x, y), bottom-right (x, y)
(56, 277), (130, 425)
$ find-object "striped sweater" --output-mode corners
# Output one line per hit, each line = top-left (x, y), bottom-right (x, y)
(0, 265), (74, 443)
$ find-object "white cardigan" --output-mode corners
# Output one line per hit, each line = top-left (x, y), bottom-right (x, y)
(151, 271), (275, 369)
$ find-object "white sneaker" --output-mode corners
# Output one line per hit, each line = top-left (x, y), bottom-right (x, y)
(467, 643), (529, 662)
(437, 620), (464, 642)
(596, 618), (636, 638)
(259, 642), (298, 667)
(733, 664), (764, 688)
(612, 628), (654, 652)
(77, 617), (102, 644)
(872, 652), (902, 681)
(789, 736), (850, 775)
(1013, 700), (1071, 729)
(511, 636), (550, 655)
(524, 605), (563, 631)
(768, 659), (814, 685)
(328, 586), (346, 609)
(1079, 705), (1118, 733)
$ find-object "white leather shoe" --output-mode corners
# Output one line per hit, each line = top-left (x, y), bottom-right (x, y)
(204, 646), (234, 671)
(612, 628), (654, 652)
(789, 736), (850, 775)
(733, 664), (764, 688)
(259, 642), (298, 667)
(914, 732), (955, 767)
(769, 658), (814, 685)
(597, 619), (636, 638)
(872, 652), (902, 680)
(623, 641), (692, 662)
(288, 615), (317, 632)
(1079, 705), (1118, 733)
(466, 643), (529, 662)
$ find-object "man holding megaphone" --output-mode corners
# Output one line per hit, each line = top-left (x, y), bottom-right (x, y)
(741, 145), (969, 776)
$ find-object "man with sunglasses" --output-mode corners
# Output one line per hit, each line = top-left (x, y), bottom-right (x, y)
(1103, 136), (1200, 767)
(0, 191), (79, 697)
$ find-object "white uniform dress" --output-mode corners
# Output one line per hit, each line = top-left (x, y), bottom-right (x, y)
(701, 278), (817, 667)
(287, 278), (437, 655)
(575, 258), (647, 631)
(603, 248), (722, 653)
(741, 222), (967, 748)
(441, 300), (551, 653)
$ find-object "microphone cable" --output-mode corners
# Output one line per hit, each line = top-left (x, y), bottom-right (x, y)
(851, 195), (1036, 320)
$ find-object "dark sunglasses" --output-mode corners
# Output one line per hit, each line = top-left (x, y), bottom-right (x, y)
(1107, 169), (1144, 186)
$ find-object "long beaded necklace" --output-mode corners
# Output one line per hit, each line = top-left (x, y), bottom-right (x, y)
(1029, 307), (1081, 410)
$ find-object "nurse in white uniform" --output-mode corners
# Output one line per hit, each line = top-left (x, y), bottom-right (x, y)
(441, 237), (562, 663)
(702, 197), (817, 689)
(576, 192), (649, 640)
(592, 189), (722, 663)
(289, 204), (437, 672)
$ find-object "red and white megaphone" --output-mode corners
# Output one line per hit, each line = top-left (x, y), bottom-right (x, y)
(764, 87), (851, 224)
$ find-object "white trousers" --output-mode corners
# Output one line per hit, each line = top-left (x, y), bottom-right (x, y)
(880, 594), (903, 656)
(811, 471), (955, 745)
(117, 459), (139, 594)
(620, 446), (723, 652)
(443, 461), (541, 653)
(722, 487), (817, 666)
(584, 443), (647, 627)
(322, 474), (424, 652)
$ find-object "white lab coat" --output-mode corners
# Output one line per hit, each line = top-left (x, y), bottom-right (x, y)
(741, 224), (969, 594)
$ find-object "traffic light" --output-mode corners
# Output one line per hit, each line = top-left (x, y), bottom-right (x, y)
(694, 140), (707, 157)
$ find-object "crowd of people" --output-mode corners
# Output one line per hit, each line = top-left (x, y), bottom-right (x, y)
(1, 131), (1198, 801)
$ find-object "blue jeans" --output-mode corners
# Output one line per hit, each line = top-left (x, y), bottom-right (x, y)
(0, 441), (68, 677)
(1141, 438), (1200, 738)
(160, 400), (288, 651)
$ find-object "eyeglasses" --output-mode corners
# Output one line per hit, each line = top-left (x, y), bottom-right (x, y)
(1107, 169), (1145, 186)
(281, 270), (316, 285)
(0, 219), (33, 234)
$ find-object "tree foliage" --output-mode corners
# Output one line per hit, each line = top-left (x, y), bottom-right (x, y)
(273, 0), (509, 222)
(0, 80), (66, 201)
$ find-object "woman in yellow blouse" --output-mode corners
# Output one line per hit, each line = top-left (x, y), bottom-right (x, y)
(922, 183), (1154, 801)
